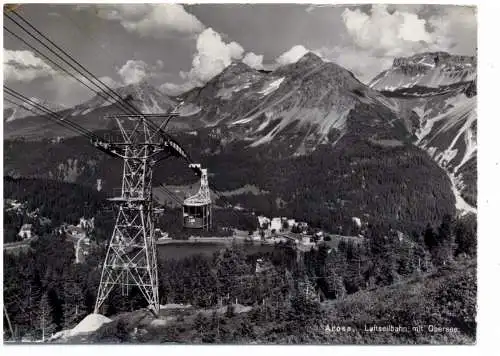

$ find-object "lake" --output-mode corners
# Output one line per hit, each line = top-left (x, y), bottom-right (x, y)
(157, 241), (277, 261)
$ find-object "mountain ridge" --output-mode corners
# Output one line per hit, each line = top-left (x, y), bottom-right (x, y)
(369, 51), (476, 91)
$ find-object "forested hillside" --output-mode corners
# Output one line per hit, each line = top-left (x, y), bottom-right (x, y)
(4, 127), (455, 236)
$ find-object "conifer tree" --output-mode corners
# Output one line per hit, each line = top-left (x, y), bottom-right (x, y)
(39, 292), (55, 341)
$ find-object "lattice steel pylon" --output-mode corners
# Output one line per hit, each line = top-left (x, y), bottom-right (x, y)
(92, 113), (187, 316)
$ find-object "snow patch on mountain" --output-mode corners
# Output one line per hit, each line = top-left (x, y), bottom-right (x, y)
(449, 173), (477, 215)
(249, 104), (352, 147)
(216, 80), (255, 100)
(258, 77), (285, 96)
(409, 92), (476, 211)
(232, 116), (255, 125)
(454, 121), (476, 174)
(177, 103), (202, 117)
(411, 104), (427, 120)
(416, 94), (472, 136)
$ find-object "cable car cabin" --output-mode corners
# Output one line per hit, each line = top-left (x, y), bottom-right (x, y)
(182, 202), (211, 229)
(182, 164), (212, 230)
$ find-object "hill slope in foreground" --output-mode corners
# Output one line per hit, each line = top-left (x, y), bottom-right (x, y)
(50, 261), (475, 344)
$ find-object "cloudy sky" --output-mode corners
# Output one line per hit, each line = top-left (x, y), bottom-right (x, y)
(4, 3), (477, 107)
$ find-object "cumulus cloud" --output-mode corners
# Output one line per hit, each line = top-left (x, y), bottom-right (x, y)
(428, 6), (477, 55)
(159, 27), (270, 95)
(161, 27), (246, 94)
(342, 5), (432, 57)
(242, 52), (264, 70)
(182, 28), (245, 84)
(116, 59), (167, 85)
(341, 4), (476, 57)
(155, 59), (164, 70)
(4, 49), (56, 83)
(316, 5), (477, 83)
(275, 45), (310, 66)
(91, 4), (205, 38)
(118, 60), (148, 85)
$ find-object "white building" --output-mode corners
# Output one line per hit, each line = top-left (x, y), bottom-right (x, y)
(78, 217), (95, 230)
(257, 216), (271, 229)
(66, 225), (86, 238)
(270, 217), (283, 232)
(18, 224), (32, 239)
(300, 235), (314, 245)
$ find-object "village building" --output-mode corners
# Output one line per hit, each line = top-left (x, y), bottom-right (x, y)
(255, 258), (273, 273)
(257, 216), (270, 229)
(270, 217), (283, 232)
(315, 231), (324, 241)
(18, 224), (32, 239)
(66, 225), (86, 238)
(78, 217), (95, 230)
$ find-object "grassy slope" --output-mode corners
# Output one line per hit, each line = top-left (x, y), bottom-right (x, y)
(65, 260), (475, 344)
(317, 260), (476, 344)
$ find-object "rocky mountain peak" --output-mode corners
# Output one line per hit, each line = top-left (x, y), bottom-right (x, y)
(370, 51), (476, 91)
(295, 51), (324, 66)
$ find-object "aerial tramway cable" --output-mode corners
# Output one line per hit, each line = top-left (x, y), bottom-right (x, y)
(6, 10), (184, 144)
(4, 86), (99, 140)
(5, 11), (140, 115)
(3, 24), (137, 117)
(4, 11), (175, 151)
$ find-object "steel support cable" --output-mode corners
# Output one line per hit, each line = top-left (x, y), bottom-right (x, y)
(3, 97), (83, 135)
(5, 11), (141, 116)
(4, 91), (93, 140)
(3, 25), (136, 117)
(158, 184), (185, 206)
(4, 86), (98, 140)
(6, 9), (187, 135)
(3, 26), (129, 115)
(10, 10), (171, 121)
(158, 185), (183, 205)
(6, 11), (183, 149)
(7, 11), (194, 165)
(4, 96), (72, 132)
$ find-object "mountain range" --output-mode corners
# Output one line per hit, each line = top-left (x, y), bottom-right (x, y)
(3, 50), (477, 230)
(4, 97), (67, 122)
